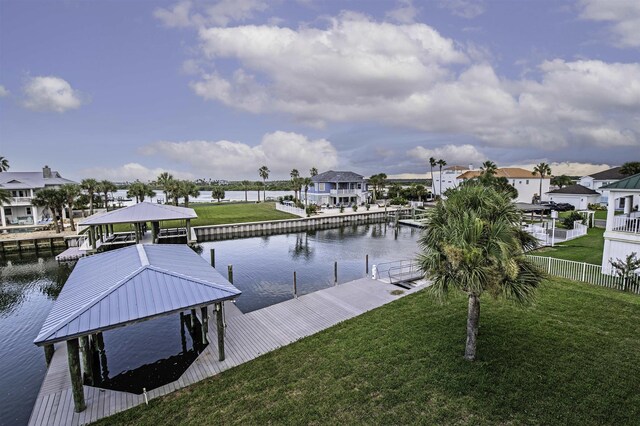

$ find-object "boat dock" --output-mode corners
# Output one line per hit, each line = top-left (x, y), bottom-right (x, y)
(28, 277), (424, 425)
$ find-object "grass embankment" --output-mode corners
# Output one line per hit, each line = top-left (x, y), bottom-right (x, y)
(533, 227), (604, 264)
(95, 278), (640, 425)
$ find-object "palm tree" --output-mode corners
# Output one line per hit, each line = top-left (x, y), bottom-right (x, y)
(532, 162), (551, 204)
(98, 180), (117, 211)
(258, 166), (270, 201)
(620, 162), (640, 176)
(256, 181), (263, 202)
(429, 157), (437, 194)
(551, 175), (573, 188)
(368, 173), (388, 203)
(0, 156), (9, 172)
(211, 186), (225, 202)
(480, 160), (498, 176)
(81, 178), (99, 215)
(0, 188), (11, 205)
(157, 172), (174, 204)
(310, 167), (318, 177)
(32, 188), (63, 233)
(126, 182), (143, 203)
(60, 184), (81, 231)
(290, 169), (300, 200)
(418, 184), (543, 361)
(302, 177), (313, 205)
(179, 180), (199, 207)
(241, 180), (251, 202)
(436, 159), (447, 197)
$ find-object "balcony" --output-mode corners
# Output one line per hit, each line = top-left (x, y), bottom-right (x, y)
(330, 189), (361, 195)
(610, 215), (640, 234)
(10, 197), (33, 205)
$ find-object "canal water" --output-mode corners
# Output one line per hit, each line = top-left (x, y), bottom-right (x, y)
(0, 223), (421, 425)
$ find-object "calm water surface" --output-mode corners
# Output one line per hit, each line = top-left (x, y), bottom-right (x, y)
(0, 223), (421, 425)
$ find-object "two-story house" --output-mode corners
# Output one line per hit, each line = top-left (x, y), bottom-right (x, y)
(432, 165), (472, 196)
(456, 167), (551, 204)
(578, 166), (627, 206)
(0, 166), (76, 228)
(600, 174), (640, 274)
(306, 170), (368, 206)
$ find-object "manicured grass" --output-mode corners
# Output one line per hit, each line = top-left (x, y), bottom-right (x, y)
(95, 278), (640, 425)
(533, 227), (604, 264)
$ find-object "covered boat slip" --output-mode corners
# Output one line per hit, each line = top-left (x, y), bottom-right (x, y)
(33, 244), (241, 414)
(77, 202), (197, 251)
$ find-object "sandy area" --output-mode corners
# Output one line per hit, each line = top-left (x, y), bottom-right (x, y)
(0, 226), (78, 241)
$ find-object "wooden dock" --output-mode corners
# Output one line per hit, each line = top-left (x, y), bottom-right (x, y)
(28, 277), (424, 425)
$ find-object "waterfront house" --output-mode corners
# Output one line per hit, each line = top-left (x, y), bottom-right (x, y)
(546, 184), (601, 210)
(457, 167), (551, 204)
(600, 174), (640, 274)
(432, 165), (472, 196)
(0, 165), (76, 228)
(306, 170), (368, 206)
(578, 166), (627, 206)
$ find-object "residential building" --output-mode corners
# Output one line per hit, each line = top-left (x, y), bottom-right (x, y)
(457, 167), (551, 204)
(306, 170), (368, 206)
(432, 165), (473, 196)
(600, 174), (640, 274)
(578, 166), (627, 206)
(0, 166), (76, 228)
(546, 184), (601, 210)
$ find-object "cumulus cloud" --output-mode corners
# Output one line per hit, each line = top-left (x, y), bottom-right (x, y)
(139, 131), (338, 180)
(22, 76), (83, 112)
(386, 0), (418, 24)
(579, 0), (640, 48)
(154, 0), (268, 28)
(0, 85), (9, 97)
(408, 144), (487, 167)
(81, 163), (195, 182)
(439, 0), (485, 19)
(507, 161), (614, 177)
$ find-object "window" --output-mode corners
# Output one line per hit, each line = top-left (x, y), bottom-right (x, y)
(4, 208), (11, 216)
(318, 183), (326, 191)
(526, 180), (529, 185)
(26, 207), (32, 215)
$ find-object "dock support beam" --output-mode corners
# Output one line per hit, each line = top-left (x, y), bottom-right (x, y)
(190, 308), (197, 327)
(201, 306), (209, 344)
(216, 302), (225, 361)
(67, 338), (86, 412)
(227, 265), (233, 284)
(80, 336), (93, 385)
(44, 344), (54, 366)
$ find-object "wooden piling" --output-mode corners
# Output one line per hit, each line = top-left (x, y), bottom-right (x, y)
(210, 249), (215, 268)
(366, 254), (369, 275)
(334, 261), (338, 285)
(216, 303), (225, 361)
(201, 306), (209, 344)
(227, 264), (233, 284)
(44, 344), (54, 366)
(80, 336), (93, 385)
(190, 308), (197, 327)
(66, 338), (86, 412)
(17, 240), (21, 254)
(293, 271), (297, 298)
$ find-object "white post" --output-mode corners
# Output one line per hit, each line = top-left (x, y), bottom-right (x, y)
(32, 205), (39, 225)
(605, 195), (616, 231)
(0, 205), (6, 228)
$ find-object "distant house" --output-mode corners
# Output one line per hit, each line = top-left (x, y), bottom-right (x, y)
(432, 165), (472, 196)
(578, 166), (627, 206)
(306, 171), (368, 206)
(457, 167), (551, 204)
(600, 174), (640, 274)
(546, 184), (601, 210)
(0, 166), (76, 228)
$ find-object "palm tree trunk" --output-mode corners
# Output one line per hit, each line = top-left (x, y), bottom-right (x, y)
(185, 196), (189, 208)
(263, 179), (266, 201)
(104, 193), (109, 211)
(430, 166), (434, 196)
(257, 189), (260, 202)
(539, 177), (543, 204)
(464, 293), (480, 361)
(439, 166), (443, 197)
(164, 191), (168, 204)
(69, 202), (75, 231)
(89, 194), (94, 215)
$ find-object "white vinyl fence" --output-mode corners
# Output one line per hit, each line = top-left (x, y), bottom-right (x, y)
(276, 202), (307, 217)
(523, 221), (588, 246)
(526, 255), (640, 295)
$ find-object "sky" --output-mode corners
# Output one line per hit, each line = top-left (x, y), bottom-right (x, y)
(0, 0), (639, 182)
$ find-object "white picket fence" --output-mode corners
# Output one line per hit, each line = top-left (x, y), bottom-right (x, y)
(526, 255), (640, 295)
(276, 203), (306, 217)
(523, 220), (587, 246)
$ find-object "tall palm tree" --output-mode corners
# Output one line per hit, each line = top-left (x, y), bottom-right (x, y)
(418, 184), (542, 361)
(241, 180), (251, 202)
(0, 156), (9, 172)
(290, 169), (300, 200)
(436, 159), (447, 197)
(532, 162), (551, 204)
(179, 180), (199, 207)
(157, 172), (174, 204)
(81, 178), (99, 215)
(98, 180), (117, 211)
(302, 177), (313, 205)
(310, 167), (318, 177)
(429, 157), (437, 194)
(32, 188), (62, 233)
(60, 184), (81, 231)
(127, 181), (156, 203)
(480, 160), (498, 176)
(258, 166), (270, 201)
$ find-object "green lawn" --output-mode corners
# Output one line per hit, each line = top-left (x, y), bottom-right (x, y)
(533, 227), (604, 264)
(95, 278), (640, 425)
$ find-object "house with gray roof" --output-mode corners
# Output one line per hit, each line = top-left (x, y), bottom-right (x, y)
(0, 165), (76, 228)
(546, 184), (601, 210)
(306, 170), (368, 206)
(578, 166), (629, 206)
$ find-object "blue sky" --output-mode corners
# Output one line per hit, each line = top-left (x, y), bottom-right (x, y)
(1, 0), (639, 181)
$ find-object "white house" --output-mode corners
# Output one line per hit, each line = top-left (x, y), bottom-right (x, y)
(306, 170), (368, 206)
(0, 166), (76, 228)
(546, 184), (601, 210)
(578, 166), (627, 206)
(431, 165), (474, 196)
(457, 167), (551, 204)
(601, 174), (640, 274)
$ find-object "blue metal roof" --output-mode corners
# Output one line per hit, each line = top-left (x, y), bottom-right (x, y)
(78, 202), (197, 225)
(34, 244), (240, 345)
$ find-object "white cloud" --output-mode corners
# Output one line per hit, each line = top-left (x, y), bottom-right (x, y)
(507, 161), (614, 177)
(439, 0), (485, 19)
(386, 0), (418, 24)
(81, 163), (195, 182)
(154, 0), (268, 28)
(408, 144), (487, 167)
(0, 85), (9, 97)
(22, 76), (83, 113)
(579, 0), (640, 48)
(139, 131), (338, 180)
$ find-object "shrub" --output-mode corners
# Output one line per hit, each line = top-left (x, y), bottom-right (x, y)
(390, 197), (407, 206)
(305, 204), (318, 216)
(340, 205), (345, 213)
(365, 203), (370, 211)
(352, 205), (358, 212)
(562, 211), (584, 229)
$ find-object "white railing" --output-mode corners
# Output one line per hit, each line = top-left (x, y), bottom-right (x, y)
(276, 203), (306, 217)
(523, 220), (587, 246)
(330, 189), (359, 195)
(526, 255), (640, 294)
(11, 197), (32, 203)
(565, 221), (588, 240)
(610, 216), (640, 234)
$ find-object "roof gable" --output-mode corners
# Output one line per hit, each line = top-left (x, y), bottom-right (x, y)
(312, 170), (364, 183)
(588, 166), (626, 181)
(457, 168), (546, 180)
(600, 173), (640, 191)
(547, 184), (600, 195)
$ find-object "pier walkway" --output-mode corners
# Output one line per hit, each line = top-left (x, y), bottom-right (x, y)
(28, 277), (425, 425)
